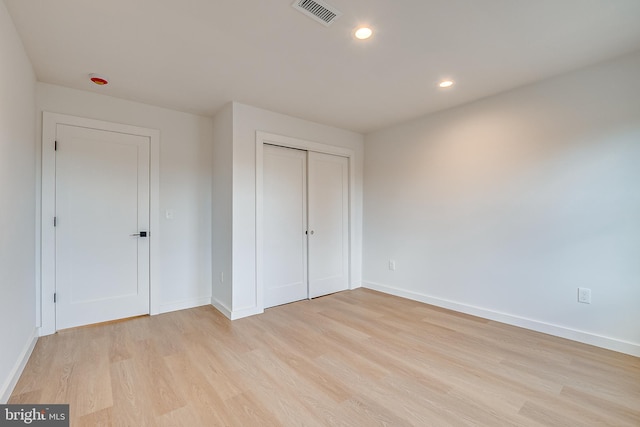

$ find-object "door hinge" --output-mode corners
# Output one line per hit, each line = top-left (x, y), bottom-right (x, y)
(54, 140), (57, 151)
(54, 293), (57, 303)
(53, 217), (57, 227)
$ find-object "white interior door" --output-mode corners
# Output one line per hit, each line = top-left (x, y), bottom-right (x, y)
(263, 144), (308, 308)
(55, 124), (150, 329)
(308, 151), (349, 298)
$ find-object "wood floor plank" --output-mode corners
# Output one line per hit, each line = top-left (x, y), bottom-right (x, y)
(9, 289), (639, 426)
(130, 338), (187, 416)
(9, 337), (55, 396)
(72, 335), (113, 417)
(560, 386), (640, 425)
(163, 351), (239, 426)
(75, 407), (113, 427)
(109, 358), (155, 426)
(233, 349), (331, 427)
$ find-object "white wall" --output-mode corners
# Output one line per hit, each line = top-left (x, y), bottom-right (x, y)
(363, 51), (640, 356)
(0, 1), (37, 402)
(224, 102), (364, 318)
(211, 103), (233, 314)
(37, 83), (213, 314)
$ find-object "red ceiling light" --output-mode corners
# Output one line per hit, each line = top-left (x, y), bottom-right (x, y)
(89, 73), (109, 85)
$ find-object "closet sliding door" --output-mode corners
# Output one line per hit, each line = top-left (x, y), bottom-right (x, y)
(263, 145), (349, 308)
(263, 144), (308, 308)
(307, 152), (349, 298)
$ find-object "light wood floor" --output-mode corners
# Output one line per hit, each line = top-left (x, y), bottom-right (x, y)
(10, 289), (640, 426)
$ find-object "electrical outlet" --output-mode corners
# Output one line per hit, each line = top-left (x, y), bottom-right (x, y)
(578, 287), (591, 304)
(220, 272), (224, 283)
(389, 260), (396, 271)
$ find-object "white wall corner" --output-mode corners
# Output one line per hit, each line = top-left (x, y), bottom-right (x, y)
(0, 328), (38, 404)
(211, 298), (233, 319)
(362, 281), (640, 358)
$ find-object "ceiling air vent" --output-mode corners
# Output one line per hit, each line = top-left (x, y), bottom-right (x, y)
(292, 0), (342, 27)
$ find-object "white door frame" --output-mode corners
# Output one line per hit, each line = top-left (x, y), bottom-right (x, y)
(40, 112), (160, 336)
(256, 131), (355, 312)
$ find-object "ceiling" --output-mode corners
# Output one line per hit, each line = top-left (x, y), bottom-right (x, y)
(5, 0), (640, 134)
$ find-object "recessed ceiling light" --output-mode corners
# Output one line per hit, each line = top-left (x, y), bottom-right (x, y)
(439, 80), (454, 88)
(354, 27), (373, 40)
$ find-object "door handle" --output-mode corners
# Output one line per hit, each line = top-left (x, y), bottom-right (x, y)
(130, 231), (148, 237)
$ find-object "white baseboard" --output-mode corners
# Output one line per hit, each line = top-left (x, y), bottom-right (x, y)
(363, 281), (640, 357)
(229, 305), (263, 320)
(211, 298), (232, 319)
(159, 296), (212, 314)
(211, 298), (263, 320)
(1, 328), (38, 404)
